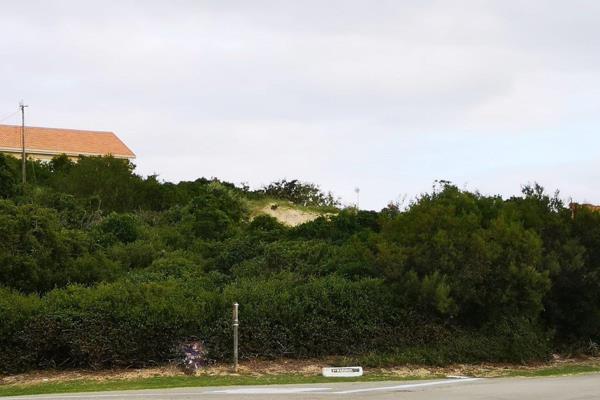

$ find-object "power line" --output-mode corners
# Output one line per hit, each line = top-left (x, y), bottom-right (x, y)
(0, 110), (19, 123)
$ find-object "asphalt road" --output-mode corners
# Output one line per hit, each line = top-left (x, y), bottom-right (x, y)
(4, 374), (600, 400)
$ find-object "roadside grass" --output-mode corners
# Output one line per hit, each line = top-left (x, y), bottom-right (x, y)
(0, 373), (439, 397)
(2, 363), (600, 398)
(2, 360), (600, 398)
(501, 364), (600, 378)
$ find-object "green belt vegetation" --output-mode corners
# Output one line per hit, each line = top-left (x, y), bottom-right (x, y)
(0, 154), (599, 373)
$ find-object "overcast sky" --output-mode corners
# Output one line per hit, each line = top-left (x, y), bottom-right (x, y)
(1, 1), (599, 209)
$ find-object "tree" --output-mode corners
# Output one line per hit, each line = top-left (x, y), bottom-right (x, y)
(0, 200), (94, 292)
(0, 155), (16, 198)
(180, 183), (248, 241)
(377, 183), (550, 326)
(94, 212), (141, 246)
(261, 179), (340, 207)
(49, 156), (142, 212)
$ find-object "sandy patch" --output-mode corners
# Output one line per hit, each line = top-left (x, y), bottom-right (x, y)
(257, 204), (323, 226)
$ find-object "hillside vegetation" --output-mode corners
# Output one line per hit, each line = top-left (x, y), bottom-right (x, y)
(0, 155), (599, 373)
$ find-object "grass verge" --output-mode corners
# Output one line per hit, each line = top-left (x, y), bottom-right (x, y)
(0, 373), (437, 397)
(2, 362), (599, 397)
(502, 364), (600, 378)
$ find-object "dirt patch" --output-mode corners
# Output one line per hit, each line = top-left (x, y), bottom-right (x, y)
(257, 204), (323, 226)
(0, 359), (327, 387)
(0, 365), (183, 387)
(2, 356), (599, 387)
(373, 356), (600, 379)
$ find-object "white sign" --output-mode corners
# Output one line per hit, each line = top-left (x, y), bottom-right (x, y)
(322, 366), (363, 377)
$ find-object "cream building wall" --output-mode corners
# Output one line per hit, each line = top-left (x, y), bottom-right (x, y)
(1, 150), (127, 162)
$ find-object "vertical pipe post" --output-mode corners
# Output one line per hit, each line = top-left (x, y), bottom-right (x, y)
(233, 302), (239, 372)
(19, 101), (28, 185)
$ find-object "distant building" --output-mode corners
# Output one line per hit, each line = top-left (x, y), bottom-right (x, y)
(0, 124), (135, 161)
(569, 202), (600, 218)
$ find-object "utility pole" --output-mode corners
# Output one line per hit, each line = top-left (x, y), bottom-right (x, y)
(19, 101), (28, 184)
(354, 187), (360, 210)
(233, 302), (239, 372)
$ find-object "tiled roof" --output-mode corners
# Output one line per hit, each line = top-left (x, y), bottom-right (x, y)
(0, 124), (135, 159)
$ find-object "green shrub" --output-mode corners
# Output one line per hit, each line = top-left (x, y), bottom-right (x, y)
(23, 281), (203, 368)
(0, 154), (17, 198)
(94, 212), (141, 246)
(1, 164), (599, 373)
(180, 184), (248, 241)
(0, 200), (95, 292)
(221, 274), (396, 357)
(107, 240), (159, 270)
(0, 288), (42, 373)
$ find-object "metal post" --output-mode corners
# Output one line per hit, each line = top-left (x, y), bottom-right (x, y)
(19, 101), (28, 184)
(233, 302), (239, 372)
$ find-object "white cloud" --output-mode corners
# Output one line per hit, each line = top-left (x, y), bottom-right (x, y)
(1, 0), (600, 209)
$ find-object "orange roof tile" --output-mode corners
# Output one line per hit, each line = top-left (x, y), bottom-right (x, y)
(0, 124), (135, 159)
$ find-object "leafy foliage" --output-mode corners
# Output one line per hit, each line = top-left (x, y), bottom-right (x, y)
(260, 179), (340, 207)
(0, 154), (17, 198)
(0, 155), (598, 372)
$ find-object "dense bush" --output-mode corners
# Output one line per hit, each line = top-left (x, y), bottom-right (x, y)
(0, 288), (42, 372)
(0, 155), (599, 372)
(179, 184), (248, 241)
(0, 274), (551, 373)
(0, 154), (17, 198)
(0, 200), (96, 293)
(94, 212), (142, 246)
(377, 186), (551, 326)
(260, 179), (339, 207)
